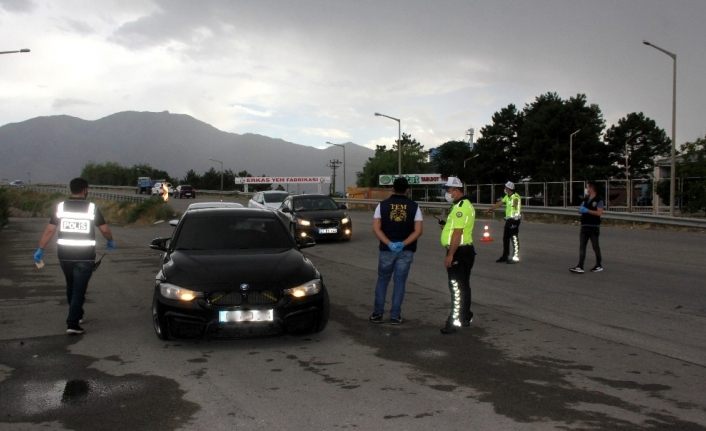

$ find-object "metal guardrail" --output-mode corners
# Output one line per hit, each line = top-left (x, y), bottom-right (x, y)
(10, 185), (703, 228)
(338, 198), (706, 229)
(23, 185), (150, 203)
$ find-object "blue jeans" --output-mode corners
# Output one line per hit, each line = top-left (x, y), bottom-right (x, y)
(373, 250), (415, 319)
(60, 261), (94, 326)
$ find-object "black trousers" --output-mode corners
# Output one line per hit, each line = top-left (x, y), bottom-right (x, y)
(578, 226), (602, 268)
(446, 245), (476, 326)
(502, 219), (521, 259)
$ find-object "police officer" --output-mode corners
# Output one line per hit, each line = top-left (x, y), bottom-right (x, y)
(369, 177), (423, 325)
(439, 177), (476, 334)
(33, 178), (116, 334)
(569, 181), (605, 274)
(488, 181), (521, 263)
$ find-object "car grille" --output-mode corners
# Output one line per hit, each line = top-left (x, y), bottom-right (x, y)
(208, 290), (280, 306)
(314, 219), (340, 228)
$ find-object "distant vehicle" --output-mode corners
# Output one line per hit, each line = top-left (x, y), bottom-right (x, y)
(279, 194), (352, 241)
(248, 191), (290, 210)
(9, 180), (25, 187)
(173, 185), (196, 199)
(149, 207), (328, 339)
(136, 177), (153, 194)
(152, 182), (174, 196)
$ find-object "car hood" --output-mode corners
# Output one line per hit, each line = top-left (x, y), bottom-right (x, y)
(161, 248), (318, 292)
(295, 209), (346, 220)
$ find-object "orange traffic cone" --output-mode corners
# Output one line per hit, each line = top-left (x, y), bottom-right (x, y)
(480, 224), (494, 242)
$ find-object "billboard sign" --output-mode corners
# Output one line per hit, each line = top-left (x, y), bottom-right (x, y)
(234, 176), (331, 184)
(378, 174), (446, 186)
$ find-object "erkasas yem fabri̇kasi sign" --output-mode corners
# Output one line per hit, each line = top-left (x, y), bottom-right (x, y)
(234, 176), (331, 184)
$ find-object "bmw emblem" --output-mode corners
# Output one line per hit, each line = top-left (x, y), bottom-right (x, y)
(240, 283), (249, 291)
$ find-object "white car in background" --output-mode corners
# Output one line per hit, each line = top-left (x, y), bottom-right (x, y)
(248, 191), (290, 210)
(151, 182), (174, 196)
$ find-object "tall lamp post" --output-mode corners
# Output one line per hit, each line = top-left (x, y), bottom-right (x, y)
(625, 132), (643, 213)
(327, 141), (346, 196)
(0, 48), (30, 55)
(569, 129), (580, 205)
(643, 40), (677, 216)
(374, 112), (402, 175)
(209, 158), (224, 191)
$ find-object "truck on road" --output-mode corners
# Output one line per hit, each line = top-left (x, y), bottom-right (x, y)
(136, 177), (153, 194)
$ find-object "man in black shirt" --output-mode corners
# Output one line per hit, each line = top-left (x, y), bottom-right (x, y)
(369, 177), (423, 325)
(33, 178), (115, 334)
(569, 182), (604, 274)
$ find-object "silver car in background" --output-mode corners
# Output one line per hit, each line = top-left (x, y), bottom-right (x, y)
(248, 191), (290, 210)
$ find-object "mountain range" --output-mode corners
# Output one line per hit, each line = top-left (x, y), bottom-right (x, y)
(0, 111), (373, 192)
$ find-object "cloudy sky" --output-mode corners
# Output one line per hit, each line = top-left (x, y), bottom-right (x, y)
(1, 0), (705, 151)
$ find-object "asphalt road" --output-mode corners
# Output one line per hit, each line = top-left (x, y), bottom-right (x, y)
(1, 200), (705, 430)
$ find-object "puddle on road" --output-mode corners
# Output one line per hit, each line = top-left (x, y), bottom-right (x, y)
(330, 304), (705, 431)
(0, 335), (199, 430)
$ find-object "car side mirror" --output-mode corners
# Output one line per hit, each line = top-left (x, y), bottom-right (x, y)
(297, 235), (316, 249)
(169, 219), (179, 227)
(281, 207), (291, 213)
(149, 237), (170, 252)
(338, 204), (347, 209)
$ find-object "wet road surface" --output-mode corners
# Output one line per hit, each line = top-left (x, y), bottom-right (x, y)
(1, 210), (705, 430)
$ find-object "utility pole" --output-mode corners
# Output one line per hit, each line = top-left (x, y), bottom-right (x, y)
(327, 159), (342, 196)
(466, 128), (475, 150)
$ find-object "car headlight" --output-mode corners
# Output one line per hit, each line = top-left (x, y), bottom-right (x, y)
(159, 283), (203, 302)
(341, 217), (350, 224)
(284, 279), (322, 298)
(297, 219), (311, 226)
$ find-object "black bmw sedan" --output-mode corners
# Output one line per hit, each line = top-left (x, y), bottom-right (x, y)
(279, 194), (352, 241)
(150, 207), (329, 339)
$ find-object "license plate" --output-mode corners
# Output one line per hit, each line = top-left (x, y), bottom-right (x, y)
(319, 228), (338, 234)
(219, 309), (274, 323)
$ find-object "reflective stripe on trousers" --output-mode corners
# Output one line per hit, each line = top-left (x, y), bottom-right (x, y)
(449, 279), (462, 327)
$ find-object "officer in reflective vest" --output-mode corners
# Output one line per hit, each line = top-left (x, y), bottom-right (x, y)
(488, 181), (521, 263)
(439, 177), (476, 334)
(33, 178), (115, 335)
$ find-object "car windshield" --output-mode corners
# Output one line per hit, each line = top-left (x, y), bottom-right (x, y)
(264, 192), (289, 203)
(174, 213), (293, 250)
(293, 196), (339, 211)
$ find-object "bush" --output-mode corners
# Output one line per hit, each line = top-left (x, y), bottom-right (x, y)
(0, 188), (9, 227)
(1, 189), (176, 226)
(126, 198), (176, 224)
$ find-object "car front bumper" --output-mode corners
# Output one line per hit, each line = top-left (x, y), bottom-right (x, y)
(155, 288), (328, 338)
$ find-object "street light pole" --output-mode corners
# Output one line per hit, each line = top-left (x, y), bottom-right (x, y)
(643, 40), (677, 216)
(374, 112), (402, 175)
(209, 158), (224, 191)
(625, 132), (643, 213)
(328, 142), (346, 196)
(569, 129), (580, 205)
(0, 48), (30, 55)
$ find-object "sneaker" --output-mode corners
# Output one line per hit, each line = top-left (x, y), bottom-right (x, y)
(569, 266), (585, 274)
(495, 257), (508, 263)
(66, 325), (85, 335)
(369, 313), (384, 324)
(389, 317), (403, 325)
(510, 256), (520, 263)
(591, 266), (604, 273)
(462, 317), (474, 327)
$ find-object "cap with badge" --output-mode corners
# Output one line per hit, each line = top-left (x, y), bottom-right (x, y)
(444, 177), (463, 188)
